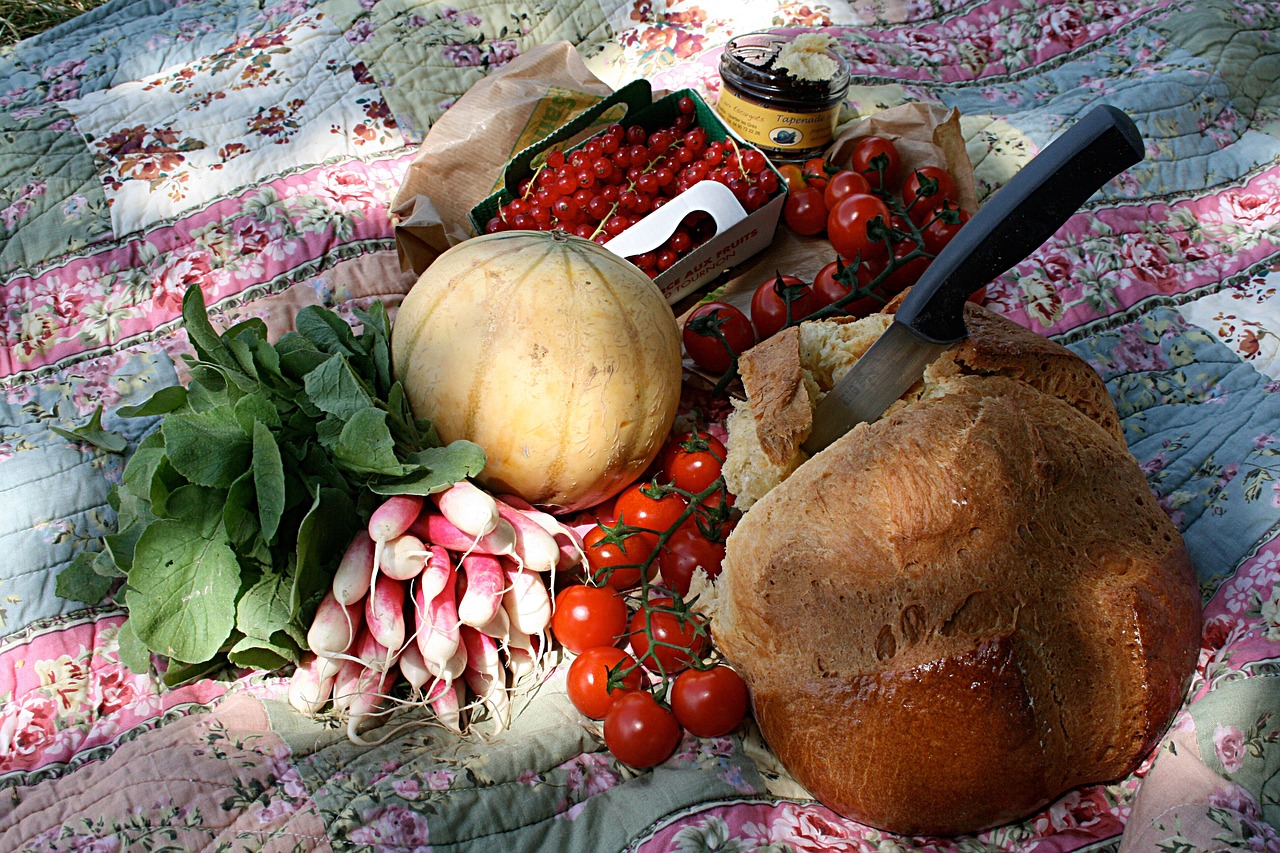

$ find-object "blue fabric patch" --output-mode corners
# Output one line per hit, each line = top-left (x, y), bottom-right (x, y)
(1069, 307), (1280, 590)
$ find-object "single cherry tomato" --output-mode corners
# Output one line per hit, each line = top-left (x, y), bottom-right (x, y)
(815, 256), (902, 319)
(671, 665), (749, 737)
(603, 690), (682, 768)
(827, 193), (892, 267)
(801, 157), (835, 189)
(682, 301), (756, 375)
(628, 598), (708, 674)
(750, 273), (823, 339)
(551, 585), (629, 653)
(782, 186), (828, 235)
(776, 163), (806, 192)
(921, 200), (971, 255)
(614, 482), (688, 534)
(968, 284), (988, 304)
(823, 169), (872, 211)
(583, 525), (658, 590)
(901, 166), (957, 222)
(657, 525), (727, 597)
(567, 646), (644, 719)
(850, 135), (902, 191)
(883, 237), (932, 293)
(659, 431), (726, 495)
(813, 257), (876, 315)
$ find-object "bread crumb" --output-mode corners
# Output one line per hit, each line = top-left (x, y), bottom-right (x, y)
(723, 398), (805, 509)
(686, 567), (720, 621)
(774, 33), (839, 82)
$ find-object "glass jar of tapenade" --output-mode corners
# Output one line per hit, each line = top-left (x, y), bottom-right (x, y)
(717, 32), (850, 163)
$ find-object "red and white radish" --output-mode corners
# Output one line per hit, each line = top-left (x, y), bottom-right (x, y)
(505, 618), (535, 653)
(418, 545), (454, 604)
(307, 591), (361, 658)
(416, 574), (461, 671)
(369, 495), (424, 543)
(428, 679), (463, 734)
(332, 531), (376, 605)
(473, 603), (511, 642)
(457, 553), (505, 628)
(410, 510), (517, 559)
(331, 657), (365, 715)
(289, 652), (337, 716)
(501, 561), (552, 637)
(379, 533), (428, 581)
(314, 653), (342, 682)
(354, 623), (397, 673)
(347, 664), (397, 742)
(462, 626), (510, 734)
(398, 642), (431, 692)
(498, 494), (585, 569)
(507, 647), (536, 683)
(426, 638), (468, 682)
(431, 480), (499, 538)
(495, 500), (561, 572)
(365, 574), (407, 658)
(368, 495), (425, 609)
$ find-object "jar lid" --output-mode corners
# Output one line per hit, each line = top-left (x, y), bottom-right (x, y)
(720, 32), (850, 106)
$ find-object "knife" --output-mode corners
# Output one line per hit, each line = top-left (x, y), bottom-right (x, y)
(802, 104), (1144, 454)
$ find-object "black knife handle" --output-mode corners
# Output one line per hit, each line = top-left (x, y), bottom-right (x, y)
(897, 104), (1144, 344)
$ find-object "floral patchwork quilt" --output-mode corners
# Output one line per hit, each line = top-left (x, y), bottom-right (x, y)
(2, 0), (1279, 850)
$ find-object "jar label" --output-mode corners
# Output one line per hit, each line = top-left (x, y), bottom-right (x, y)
(715, 88), (838, 153)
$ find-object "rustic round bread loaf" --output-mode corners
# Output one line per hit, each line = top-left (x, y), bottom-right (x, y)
(713, 305), (1200, 836)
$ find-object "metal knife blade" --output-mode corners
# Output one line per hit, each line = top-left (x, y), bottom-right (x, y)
(802, 104), (1145, 455)
(803, 324), (949, 452)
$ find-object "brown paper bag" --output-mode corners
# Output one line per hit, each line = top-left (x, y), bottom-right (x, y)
(391, 41), (615, 275)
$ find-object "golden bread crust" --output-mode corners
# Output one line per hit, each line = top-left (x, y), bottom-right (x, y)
(715, 328), (1200, 835)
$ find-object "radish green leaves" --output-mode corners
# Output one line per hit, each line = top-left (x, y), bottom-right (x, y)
(59, 285), (485, 683)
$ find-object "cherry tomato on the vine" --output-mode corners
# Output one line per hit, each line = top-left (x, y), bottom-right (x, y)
(628, 598), (709, 674)
(827, 193), (892, 267)
(671, 665), (750, 737)
(551, 585), (629, 654)
(603, 690), (682, 768)
(659, 431), (726, 495)
(776, 163), (806, 192)
(583, 525), (658, 590)
(850, 135), (902, 191)
(682, 301), (756, 375)
(901, 166), (957, 222)
(567, 645), (644, 719)
(750, 273), (823, 340)
(782, 186), (827, 235)
(614, 482), (689, 534)
(813, 257), (882, 317)
(823, 169), (872, 211)
(658, 524), (727, 597)
(801, 157), (835, 189)
(921, 200), (971, 256)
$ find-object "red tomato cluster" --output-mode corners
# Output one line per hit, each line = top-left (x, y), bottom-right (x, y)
(551, 428), (750, 767)
(681, 137), (980, 376)
(781, 138), (969, 274)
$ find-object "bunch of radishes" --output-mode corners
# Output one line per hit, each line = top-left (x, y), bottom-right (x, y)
(288, 480), (580, 742)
